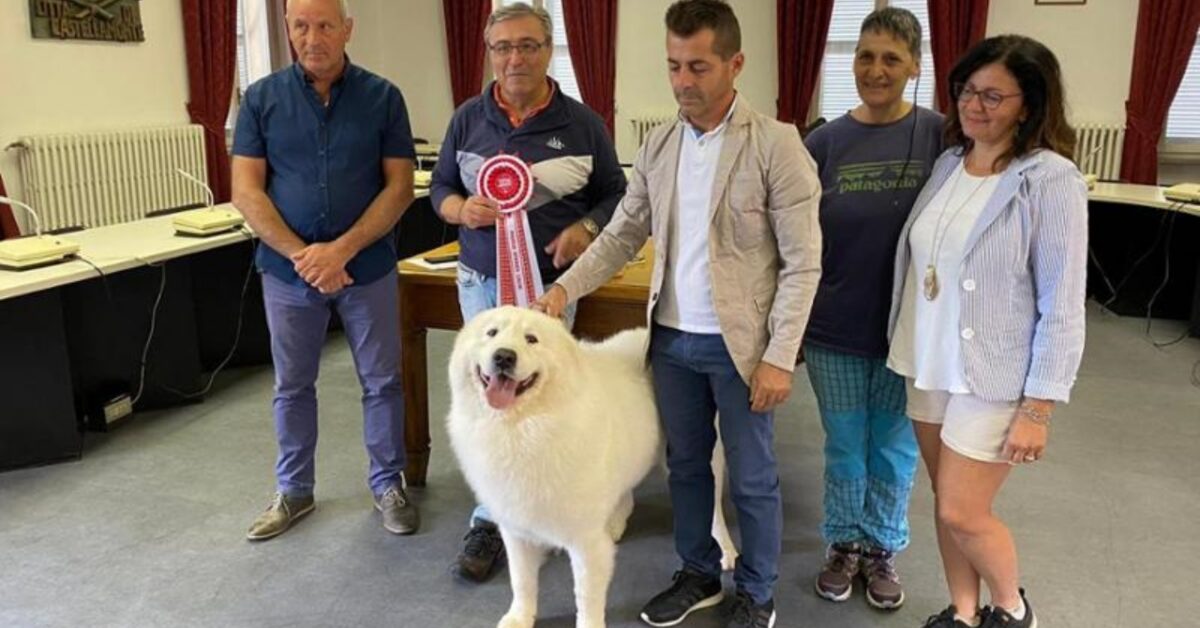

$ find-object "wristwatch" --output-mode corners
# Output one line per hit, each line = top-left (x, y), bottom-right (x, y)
(578, 217), (600, 240)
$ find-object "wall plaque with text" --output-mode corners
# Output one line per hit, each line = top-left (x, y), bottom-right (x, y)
(29, 0), (145, 43)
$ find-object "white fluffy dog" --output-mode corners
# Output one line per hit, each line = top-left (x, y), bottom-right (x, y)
(447, 306), (736, 628)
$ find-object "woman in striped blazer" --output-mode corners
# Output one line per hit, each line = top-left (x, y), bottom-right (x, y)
(885, 35), (1088, 628)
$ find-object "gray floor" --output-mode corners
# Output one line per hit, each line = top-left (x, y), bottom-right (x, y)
(2, 302), (1199, 628)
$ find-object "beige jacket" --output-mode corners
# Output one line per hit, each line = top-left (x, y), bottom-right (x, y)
(555, 97), (822, 383)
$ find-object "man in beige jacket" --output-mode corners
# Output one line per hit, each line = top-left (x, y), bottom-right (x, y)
(534, 2), (820, 626)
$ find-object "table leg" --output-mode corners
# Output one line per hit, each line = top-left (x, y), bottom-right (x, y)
(401, 284), (431, 487)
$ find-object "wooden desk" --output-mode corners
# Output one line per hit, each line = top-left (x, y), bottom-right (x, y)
(397, 241), (653, 486)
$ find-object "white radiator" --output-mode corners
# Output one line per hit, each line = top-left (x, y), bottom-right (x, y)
(629, 114), (676, 149)
(10, 125), (209, 232)
(1075, 123), (1125, 181)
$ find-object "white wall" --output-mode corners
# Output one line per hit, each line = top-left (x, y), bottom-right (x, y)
(986, 0), (1138, 128)
(0, 1), (190, 210)
(347, 0), (454, 145)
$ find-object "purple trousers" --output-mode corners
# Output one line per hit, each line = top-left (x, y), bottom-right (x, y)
(261, 272), (406, 497)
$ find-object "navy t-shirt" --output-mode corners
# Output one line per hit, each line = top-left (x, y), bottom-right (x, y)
(232, 62), (416, 287)
(803, 106), (944, 358)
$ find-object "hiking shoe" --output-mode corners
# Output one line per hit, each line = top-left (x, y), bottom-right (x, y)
(922, 605), (979, 627)
(980, 589), (1037, 628)
(814, 542), (861, 602)
(861, 545), (905, 609)
(246, 492), (314, 541)
(640, 569), (724, 627)
(374, 485), (419, 535)
(727, 590), (776, 628)
(453, 520), (506, 583)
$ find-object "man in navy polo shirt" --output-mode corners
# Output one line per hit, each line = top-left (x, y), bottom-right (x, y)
(231, 0), (418, 541)
(430, 2), (626, 582)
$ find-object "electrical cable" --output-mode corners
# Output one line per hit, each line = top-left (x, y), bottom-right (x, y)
(130, 263), (167, 406)
(157, 240), (258, 400)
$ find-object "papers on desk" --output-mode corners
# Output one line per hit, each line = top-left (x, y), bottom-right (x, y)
(414, 170), (432, 188)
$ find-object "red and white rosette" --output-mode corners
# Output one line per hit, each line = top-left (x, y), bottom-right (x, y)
(477, 154), (542, 307)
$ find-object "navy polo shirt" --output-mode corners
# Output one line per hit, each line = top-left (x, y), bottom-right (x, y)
(232, 61), (416, 286)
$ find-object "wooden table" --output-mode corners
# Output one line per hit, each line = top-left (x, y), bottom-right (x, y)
(397, 241), (653, 486)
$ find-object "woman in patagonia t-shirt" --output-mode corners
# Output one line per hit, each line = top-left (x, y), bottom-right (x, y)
(887, 35), (1087, 628)
(802, 6), (943, 612)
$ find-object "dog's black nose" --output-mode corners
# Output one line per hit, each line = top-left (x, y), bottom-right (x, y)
(492, 348), (517, 372)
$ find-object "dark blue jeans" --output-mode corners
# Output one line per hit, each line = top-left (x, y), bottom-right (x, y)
(650, 325), (782, 605)
(261, 272), (406, 498)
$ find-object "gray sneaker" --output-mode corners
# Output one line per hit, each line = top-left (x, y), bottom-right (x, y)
(375, 485), (419, 535)
(246, 492), (314, 541)
(861, 546), (905, 609)
(814, 542), (861, 602)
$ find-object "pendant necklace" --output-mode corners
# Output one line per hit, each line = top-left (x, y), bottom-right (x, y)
(923, 164), (992, 301)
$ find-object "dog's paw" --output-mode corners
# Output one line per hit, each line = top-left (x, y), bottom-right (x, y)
(498, 613), (534, 628)
(576, 618), (606, 628)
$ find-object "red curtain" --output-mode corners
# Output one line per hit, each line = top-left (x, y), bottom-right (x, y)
(927, 0), (990, 113)
(443, 0), (491, 107)
(562, 0), (618, 137)
(0, 173), (19, 239)
(776, 0), (835, 124)
(1120, 0), (1200, 184)
(182, 0), (237, 204)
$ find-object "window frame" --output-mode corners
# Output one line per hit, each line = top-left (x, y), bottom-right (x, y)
(229, 0), (281, 148)
(1160, 28), (1200, 164)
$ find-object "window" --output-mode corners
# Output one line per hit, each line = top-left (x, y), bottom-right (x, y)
(1165, 29), (1200, 145)
(229, 0), (274, 139)
(495, 0), (582, 102)
(818, 0), (935, 122)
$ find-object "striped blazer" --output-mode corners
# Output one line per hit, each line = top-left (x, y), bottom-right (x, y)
(887, 148), (1089, 403)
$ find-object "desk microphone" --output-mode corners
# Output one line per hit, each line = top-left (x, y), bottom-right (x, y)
(0, 195), (45, 236)
(175, 168), (215, 209)
(0, 195), (80, 269)
(170, 169), (244, 237)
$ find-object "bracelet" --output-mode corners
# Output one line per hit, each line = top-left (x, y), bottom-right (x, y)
(1016, 404), (1052, 426)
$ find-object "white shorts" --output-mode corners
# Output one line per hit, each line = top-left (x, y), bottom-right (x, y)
(905, 380), (1018, 464)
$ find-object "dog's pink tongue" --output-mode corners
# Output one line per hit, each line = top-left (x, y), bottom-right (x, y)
(485, 375), (519, 410)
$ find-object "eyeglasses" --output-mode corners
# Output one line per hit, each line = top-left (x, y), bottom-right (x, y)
(488, 40), (548, 58)
(954, 83), (1023, 110)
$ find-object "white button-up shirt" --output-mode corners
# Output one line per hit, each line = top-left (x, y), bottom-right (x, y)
(655, 101), (737, 334)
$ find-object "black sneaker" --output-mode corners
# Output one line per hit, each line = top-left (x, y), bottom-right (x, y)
(727, 590), (776, 628)
(980, 590), (1037, 628)
(640, 569), (724, 627)
(453, 520), (506, 583)
(922, 605), (979, 627)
